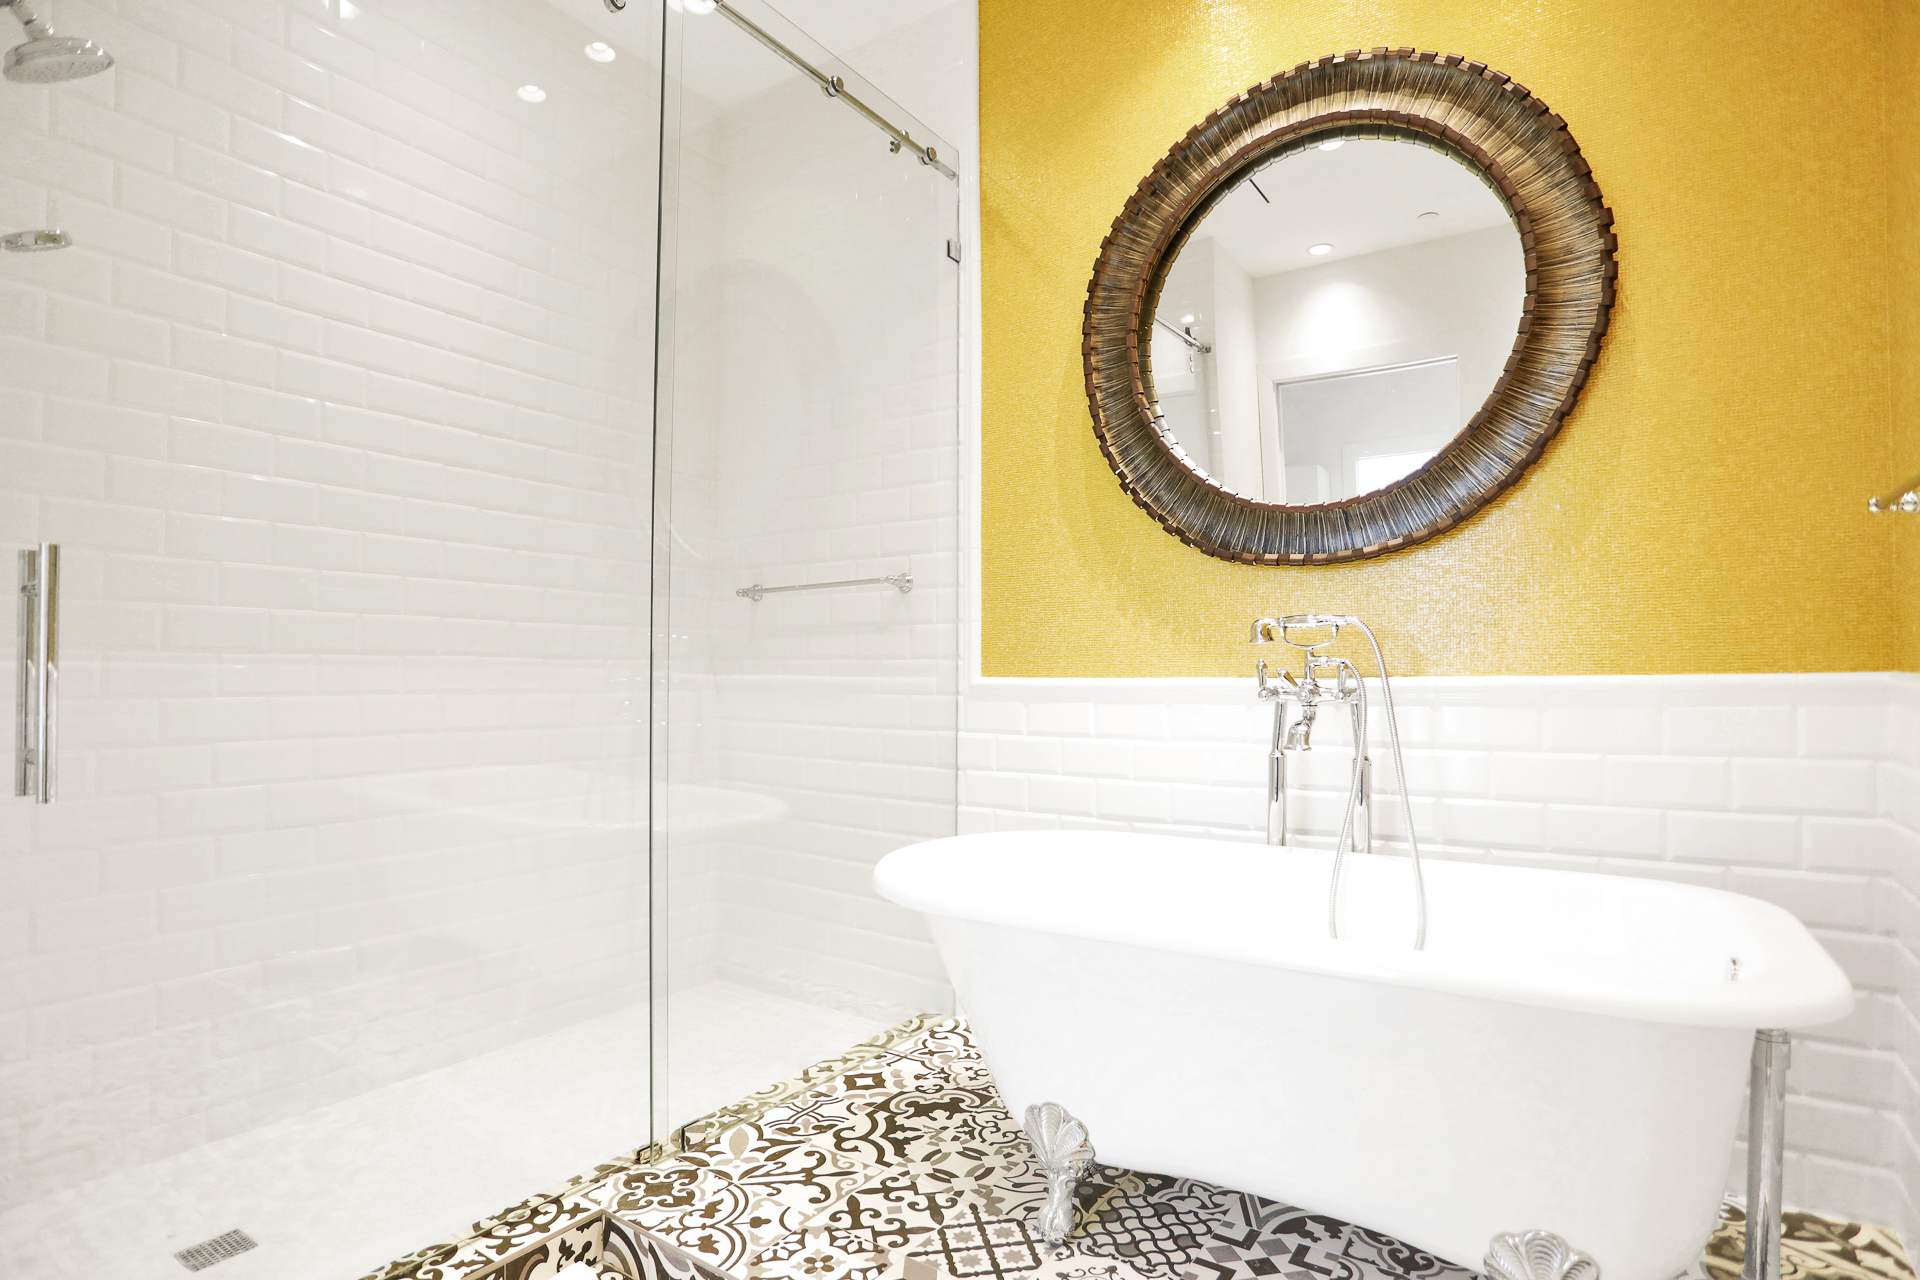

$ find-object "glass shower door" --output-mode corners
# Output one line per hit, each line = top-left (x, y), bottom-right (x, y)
(653, 0), (962, 1135)
(0, 1), (661, 1276)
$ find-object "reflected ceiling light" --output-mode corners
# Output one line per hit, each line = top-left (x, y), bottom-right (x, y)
(1317, 139), (1344, 151)
(1180, 314), (1196, 325)
(1307, 243), (1333, 255)
(517, 84), (547, 102)
(669, 0), (719, 12)
(585, 41), (616, 62)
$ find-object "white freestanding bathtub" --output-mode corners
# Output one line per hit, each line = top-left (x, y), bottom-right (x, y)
(874, 831), (1854, 1280)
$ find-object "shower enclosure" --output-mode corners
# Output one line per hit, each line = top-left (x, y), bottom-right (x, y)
(0, 0), (960, 1275)
(652, 0), (961, 1133)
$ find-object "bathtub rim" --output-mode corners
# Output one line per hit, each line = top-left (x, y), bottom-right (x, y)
(875, 830), (1856, 1030)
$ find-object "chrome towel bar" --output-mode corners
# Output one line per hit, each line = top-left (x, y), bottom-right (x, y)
(737, 572), (912, 602)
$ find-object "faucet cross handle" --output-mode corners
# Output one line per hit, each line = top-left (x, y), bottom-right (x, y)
(1254, 659), (1298, 700)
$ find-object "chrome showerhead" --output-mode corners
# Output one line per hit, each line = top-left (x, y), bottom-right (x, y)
(6, 34), (113, 82)
(3, 3), (113, 84)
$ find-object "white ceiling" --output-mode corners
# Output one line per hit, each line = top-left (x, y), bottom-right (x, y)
(1194, 139), (1513, 277)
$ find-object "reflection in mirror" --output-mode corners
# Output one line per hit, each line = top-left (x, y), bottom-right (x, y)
(1149, 137), (1525, 505)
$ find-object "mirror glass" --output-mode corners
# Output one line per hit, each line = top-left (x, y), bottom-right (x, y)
(1148, 138), (1526, 505)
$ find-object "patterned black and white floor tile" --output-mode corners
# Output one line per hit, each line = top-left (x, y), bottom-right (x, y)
(366, 1017), (1917, 1280)
(1703, 1207), (1914, 1280)
(1180, 1191), (1478, 1280)
(1067, 1170), (1238, 1280)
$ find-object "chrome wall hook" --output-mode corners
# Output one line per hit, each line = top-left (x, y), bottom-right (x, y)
(2, 229), (69, 252)
(1868, 472), (1920, 512)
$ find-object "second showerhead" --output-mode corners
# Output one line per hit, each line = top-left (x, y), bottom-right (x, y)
(3, 1), (113, 84)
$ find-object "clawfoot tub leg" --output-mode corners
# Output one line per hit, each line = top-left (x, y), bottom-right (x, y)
(1023, 1103), (1095, 1251)
(1483, 1231), (1600, 1280)
(1743, 1030), (1790, 1280)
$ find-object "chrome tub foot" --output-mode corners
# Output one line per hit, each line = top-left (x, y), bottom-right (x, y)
(1023, 1102), (1096, 1250)
(1484, 1230), (1601, 1280)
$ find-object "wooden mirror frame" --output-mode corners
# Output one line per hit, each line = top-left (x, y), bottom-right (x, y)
(1083, 49), (1616, 564)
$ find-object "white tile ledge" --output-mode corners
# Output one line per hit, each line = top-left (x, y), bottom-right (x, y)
(968, 671), (1911, 705)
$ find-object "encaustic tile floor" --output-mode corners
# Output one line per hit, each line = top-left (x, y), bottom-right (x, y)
(359, 1017), (1916, 1280)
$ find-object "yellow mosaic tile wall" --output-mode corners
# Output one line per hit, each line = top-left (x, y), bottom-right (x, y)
(980, 0), (1901, 676)
(1894, 0), (1920, 671)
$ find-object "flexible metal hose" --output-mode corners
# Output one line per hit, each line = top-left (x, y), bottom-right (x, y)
(1327, 677), (1367, 938)
(1326, 618), (1428, 951)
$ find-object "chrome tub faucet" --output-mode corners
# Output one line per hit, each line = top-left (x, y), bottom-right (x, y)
(1251, 616), (1369, 852)
(1249, 613), (1427, 949)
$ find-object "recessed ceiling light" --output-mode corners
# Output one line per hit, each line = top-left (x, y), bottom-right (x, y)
(517, 84), (547, 103)
(1307, 243), (1333, 256)
(1317, 139), (1344, 151)
(585, 41), (616, 62)
(1179, 314), (1196, 325)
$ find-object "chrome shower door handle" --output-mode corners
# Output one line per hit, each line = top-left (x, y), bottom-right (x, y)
(15, 543), (57, 803)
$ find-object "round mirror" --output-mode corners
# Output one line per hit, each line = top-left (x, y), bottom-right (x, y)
(1147, 138), (1525, 505)
(1083, 50), (1616, 565)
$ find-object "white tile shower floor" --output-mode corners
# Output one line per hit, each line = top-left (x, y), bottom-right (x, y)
(0, 982), (896, 1280)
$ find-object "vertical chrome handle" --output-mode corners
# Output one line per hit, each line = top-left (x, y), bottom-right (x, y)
(15, 543), (57, 803)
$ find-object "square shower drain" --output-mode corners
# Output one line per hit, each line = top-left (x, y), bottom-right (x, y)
(174, 1229), (259, 1271)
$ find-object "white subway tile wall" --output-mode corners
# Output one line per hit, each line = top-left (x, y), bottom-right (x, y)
(1884, 677), (1920, 1244)
(960, 673), (1920, 1241)
(658, 16), (961, 1037)
(0, 0), (659, 1214)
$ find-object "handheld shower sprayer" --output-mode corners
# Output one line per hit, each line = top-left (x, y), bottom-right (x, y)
(1, 1), (113, 84)
(1251, 612), (1427, 950)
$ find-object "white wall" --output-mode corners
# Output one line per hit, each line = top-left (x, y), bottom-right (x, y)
(1151, 240), (1218, 478)
(0, 0), (658, 1212)
(1155, 224), (1522, 500)
(1881, 681), (1920, 1242)
(960, 672), (1919, 1241)
(1210, 241), (1261, 497)
(1153, 236), (1260, 491)
(1254, 224), (1524, 439)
